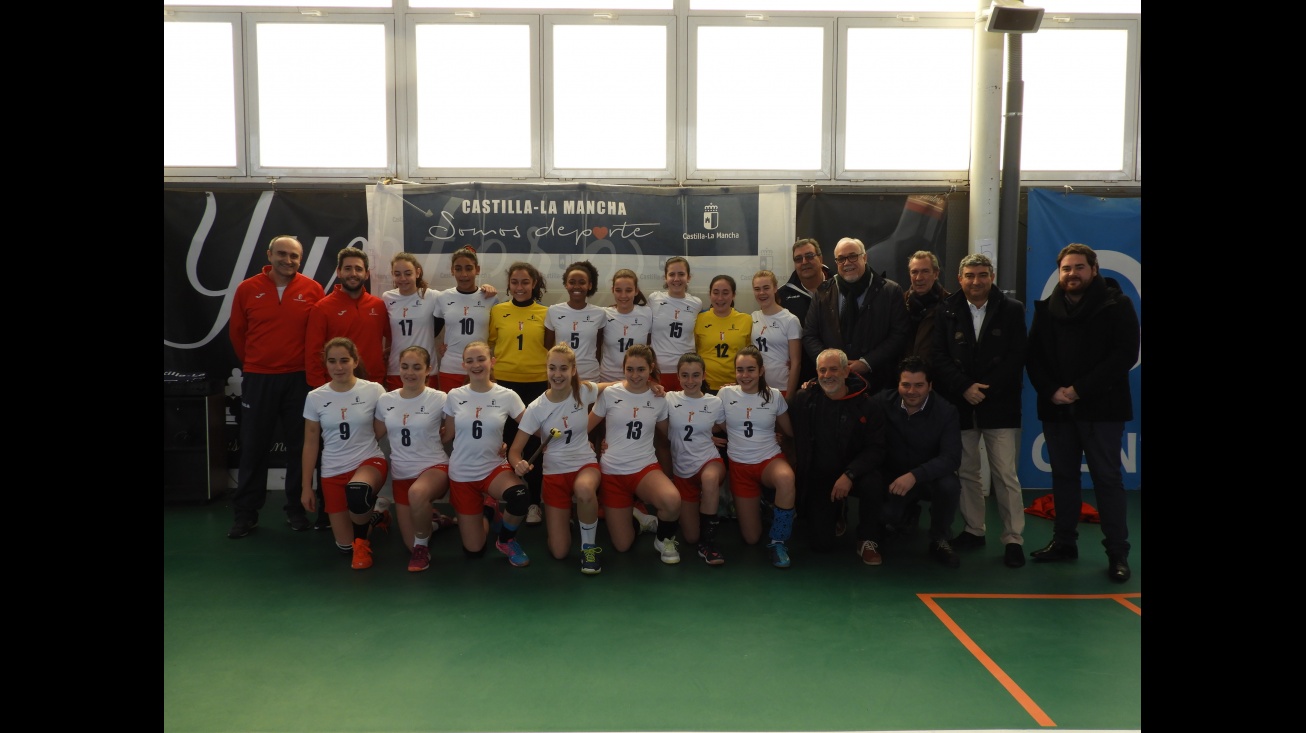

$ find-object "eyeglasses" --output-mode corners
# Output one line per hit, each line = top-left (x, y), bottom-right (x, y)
(833, 253), (863, 265)
(792, 253), (818, 263)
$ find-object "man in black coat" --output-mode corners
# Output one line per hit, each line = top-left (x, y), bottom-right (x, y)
(932, 253), (1028, 568)
(802, 237), (911, 395)
(789, 348), (888, 563)
(778, 237), (832, 386)
(1026, 243), (1140, 583)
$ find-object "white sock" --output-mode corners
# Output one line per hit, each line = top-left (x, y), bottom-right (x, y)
(414, 536), (429, 547)
(580, 520), (598, 547)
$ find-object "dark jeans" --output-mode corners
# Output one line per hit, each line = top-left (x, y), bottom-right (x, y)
(882, 473), (961, 543)
(232, 372), (310, 522)
(803, 471), (885, 552)
(1043, 419), (1130, 558)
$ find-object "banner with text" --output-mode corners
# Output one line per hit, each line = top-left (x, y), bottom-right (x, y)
(1019, 190), (1142, 490)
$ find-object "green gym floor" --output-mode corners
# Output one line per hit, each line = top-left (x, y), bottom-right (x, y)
(163, 490), (1141, 733)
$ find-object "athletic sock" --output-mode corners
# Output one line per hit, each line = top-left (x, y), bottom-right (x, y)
(770, 507), (795, 544)
(655, 519), (681, 543)
(579, 520), (598, 547)
(701, 512), (720, 543)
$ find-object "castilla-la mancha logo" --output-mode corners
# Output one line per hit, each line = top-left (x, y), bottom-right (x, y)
(703, 203), (718, 231)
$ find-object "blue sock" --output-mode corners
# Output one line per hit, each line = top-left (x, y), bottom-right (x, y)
(770, 507), (795, 544)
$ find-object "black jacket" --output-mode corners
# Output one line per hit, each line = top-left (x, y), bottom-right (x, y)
(931, 287), (1026, 430)
(905, 281), (949, 361)
(878, 389), (962, 483)
(1027, 275), (1139, 423)
(789, 371), (886, 484)
(778, 266), (831, 385)
(802, 271), (910, 394)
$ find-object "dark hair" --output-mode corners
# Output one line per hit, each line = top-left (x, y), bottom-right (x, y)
(677, 352), (709, 392)
(1057, 243), (1098, 269)
(398, 345), (432, 370)
(623, 343), (660, 384)
(664, 256), (691, 278)
(391, 252), (429, 296)
(709, 274), (737, 308)
(792, 238), (821, 257)
(562, 261), (599, 297)
(336, 246), (369, 271)
(735, 345), (771, 405)
(612, 269), (649, 306)
(506, 262), (546, 302)
(323, 336), (366, 379)
(451, 246), (479, 268)
(897, 355), (932, 383)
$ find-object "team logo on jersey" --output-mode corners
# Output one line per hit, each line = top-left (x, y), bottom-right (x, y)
(255, 293), (266, 299)
(323, 402), (332, 408)
(402, 413), (410, 426)
(386, 406), (396, 411)
(458, 400), (468, 405)
(295, 294), (307, 302)
(340, 408), (348, 420)
(557, 314), (567, 320)
(729, 400), (738, 405)
(369, 308), (381, 316)
(447, 301), (457, 306)
(338, 310), (348, 316)
(613, 399), (623, 405)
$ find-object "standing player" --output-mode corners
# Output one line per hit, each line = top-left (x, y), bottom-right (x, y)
(508, 344), (604, 574)
(586, 344), (684, 563)
(695, 275), (752, 394)
(665, 353), (727, 565)
(717, 346), (799, 568)
(432, 246), (503, 393)
(544, 261), (605, 381)
(300, 337), (389, 570)
(442, 341), (533, 568)
(375, 345), (450, 572)
(649, 256), (701, 392)
(750, 270), (803, 398)
(599, 269), (653, 382)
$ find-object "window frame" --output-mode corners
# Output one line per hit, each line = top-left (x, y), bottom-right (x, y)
(163, 11), (246, 178)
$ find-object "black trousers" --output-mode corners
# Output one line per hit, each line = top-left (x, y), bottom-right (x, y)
(802, 470), (885, 552)
(231, 371), (310, 522)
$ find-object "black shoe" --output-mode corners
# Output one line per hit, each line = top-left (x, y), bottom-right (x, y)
(1004, 543), (1026, 568)
(287, 514), (311, 532)
(227, 519), (257, 539)
(313, 513), (332, 531)
(951, 532), (986, 550)
(1030, 540), (1078, 562)
(929, 540), (961, 568)
(1108, 555), (1131, 583)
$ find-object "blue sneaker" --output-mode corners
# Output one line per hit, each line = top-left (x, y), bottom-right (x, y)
(768, 541), (791, 569)
(580, 544), (603, 575)
(495, 538), (530, 567)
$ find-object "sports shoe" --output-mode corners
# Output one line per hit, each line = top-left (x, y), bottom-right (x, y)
(313, 513), (331, 531)
(633, 507), (659, 535)
(495, 538), (530, 567)
(580, 544), (603, 575)
(697, 542), (725, 566)
(653, 536), (681, 564)
(929, 539), (961, 569)
(227, 519), (257, 539)
(525, 504), (544, 525)
(857, 540), (883, 566)
(432, 508), (457, 530)
(408, 544), (431, 573)
(286, 514), (311, 532)
(371, 509), (392, 534)
(351, 538), (374, 570)
(951, 531), (986, 550)
(768, 541), (791, 569)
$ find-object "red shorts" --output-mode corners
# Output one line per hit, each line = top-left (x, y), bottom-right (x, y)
(600, 464), (662, 509)
(321, 457), (390, 513)
(450, 464), (514, 515)
(384, 374), (440, 391)
(727, 457), (778, 499)
(658, 373), (681, 393)
(542, 465), (601, 510)
(672, 458), (724, 503)
(439, 372), (468, 392)
(391, 464), (449, 505)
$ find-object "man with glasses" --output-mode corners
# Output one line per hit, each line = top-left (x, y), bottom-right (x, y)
(802, 237), (910, 394)
(778, 238), (832, 386)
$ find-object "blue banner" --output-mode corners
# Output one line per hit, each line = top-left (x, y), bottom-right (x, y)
(1020, 189), (1142, 489)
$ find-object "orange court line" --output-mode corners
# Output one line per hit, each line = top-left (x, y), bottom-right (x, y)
(917, 592), (1142, 728)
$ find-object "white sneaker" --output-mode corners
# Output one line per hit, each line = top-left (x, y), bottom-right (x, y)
(525, 504), (544, 525)
(632, 506), (658, 535)
(653, 536), (681, 564)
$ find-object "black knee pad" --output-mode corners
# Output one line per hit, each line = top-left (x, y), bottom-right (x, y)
(502, 484), (530, 517)
(346, 482), (377, 515)
(463, 545), (487, 559)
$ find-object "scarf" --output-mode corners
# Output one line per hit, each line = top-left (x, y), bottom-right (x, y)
(836, 271), (871, 343)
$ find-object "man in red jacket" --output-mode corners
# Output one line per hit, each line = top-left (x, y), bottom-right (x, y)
(305, 247), (391, 388)
(227, 235), (325, 538)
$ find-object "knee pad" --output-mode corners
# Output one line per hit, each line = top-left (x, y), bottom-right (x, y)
(346, 482), (378, 515)
(463, 545), (487, 559)
(502, 484), (531, 517)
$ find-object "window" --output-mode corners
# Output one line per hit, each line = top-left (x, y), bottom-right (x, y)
(163, 14), (242, 174)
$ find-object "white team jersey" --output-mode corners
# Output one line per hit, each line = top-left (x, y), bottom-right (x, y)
(592, 383), (668, 475)
(649, 291), (703, 373)
(377, 387), (449, 479)
(750, 308), (802, 390)
(518, 382), (599, 475)
(717, 385), (787, 465)
(434, 288), (502, 375)
(442, 384), (526, 482)
(383, 288), (441, 376)
(303, 380), (386, 478)
(600, 304), (653, 381)
(545, 303), (606, 380)
(665, 391), (726, 479)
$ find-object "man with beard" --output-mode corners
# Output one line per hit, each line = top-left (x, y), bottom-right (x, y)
(905, 250), (949, 360)
(1026, 243), (1139, 583)
(306, 247), (390, 388)
(802, 237), (910, 394)
(788, 348), (888, 563)
(226, 235), (325, 538)
(777, 238), (832, 386)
